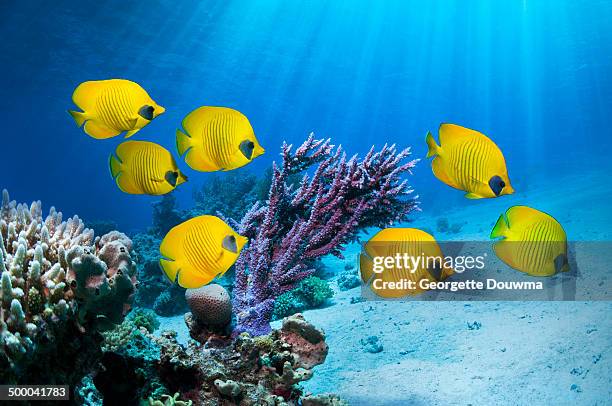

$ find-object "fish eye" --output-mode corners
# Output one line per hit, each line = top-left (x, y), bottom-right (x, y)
(500, 180), (506, 188)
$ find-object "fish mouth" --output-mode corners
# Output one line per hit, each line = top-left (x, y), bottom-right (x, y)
(156, 105), (166, 115)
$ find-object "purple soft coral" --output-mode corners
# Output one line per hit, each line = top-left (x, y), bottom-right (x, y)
(229, 134), (419, 335)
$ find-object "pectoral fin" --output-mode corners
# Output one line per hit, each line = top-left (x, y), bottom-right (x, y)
(84, 120), (120, 139)
(465, 192), (484, 199)
(125, 127), (141, 138)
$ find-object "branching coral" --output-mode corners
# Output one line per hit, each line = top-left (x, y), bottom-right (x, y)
(0, 190), (137, 384)
(229, 134), (419, 335)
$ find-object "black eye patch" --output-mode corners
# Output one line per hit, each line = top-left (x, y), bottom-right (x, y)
(165, 171), (178, 186)
(222, 235), (238, 253)
(138, 105), (154, 120)
(239, 140), (255, 159)
(488, 175), (505, 196)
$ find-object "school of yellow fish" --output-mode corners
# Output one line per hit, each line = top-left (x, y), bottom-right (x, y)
(68, 78), (263, 288)
(68, 79), (567, 292)
(361, 124), (567, 298)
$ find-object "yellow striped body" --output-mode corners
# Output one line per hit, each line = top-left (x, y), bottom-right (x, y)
(426, 124), (514, 199)
(176, 106), (265, 172)
(69, 79), (165, 139)
(109, 141), (186, 195)
(360, 228), (453, 298)
(491, 206), (568, 276)
(159, 216), (248, 288)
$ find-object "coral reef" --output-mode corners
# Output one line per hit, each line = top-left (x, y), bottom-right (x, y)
(151, 194), (184, 238)
(337, 266), (361, 291)
(0, 190), (137, 386)
(184, 284), (233, 344)
(97, 309), (166, 403)
(187, 172), (261, 221)
(230, 134), (419, 335)
(67, 230), (138, 327)
(132, 232), (187, 316)
(128, 307), (160, 333)
(85, 310), (340, 405)
(272, 276), (334, 320)
(185, 284), (232, 326)
(184, 312), (232, 346)
(75, 374), (104, 406)
(132, 195), (191, 317)
(153, 287), (187, 315)
(149, 392), (193, 406)
(153, 313), (332, 405)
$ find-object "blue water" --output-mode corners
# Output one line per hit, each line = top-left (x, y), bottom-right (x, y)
(1, 0), (610, 232)
(2, 2), (611, 404)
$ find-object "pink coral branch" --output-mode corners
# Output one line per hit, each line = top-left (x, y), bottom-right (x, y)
(231, 134), (419, 336)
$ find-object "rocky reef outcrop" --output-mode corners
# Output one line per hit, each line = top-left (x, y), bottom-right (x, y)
(89, 312), (339, 405)
(132, 231), (188, 316)
(0, 190), (137, 385)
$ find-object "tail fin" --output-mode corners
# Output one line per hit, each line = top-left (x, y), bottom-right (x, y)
(425, 131), (441, 158)
(108, 154), (123, 179)
(490, 214), (509, 239)
(68, 110), (88, 127)
(176, 129), (194, 156)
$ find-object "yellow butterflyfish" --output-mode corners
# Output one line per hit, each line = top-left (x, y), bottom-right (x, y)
(491, 206), (568, 277)
(176, 106), (265, 172)
(159, 215), (248, 288)
(360, 228), (453, 298)
(68, 79), (165, 139)
(426, 123), (514, 199)
(109, 141), (187, 195)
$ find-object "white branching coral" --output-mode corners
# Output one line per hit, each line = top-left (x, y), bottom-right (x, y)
(0, 190), (137, 377)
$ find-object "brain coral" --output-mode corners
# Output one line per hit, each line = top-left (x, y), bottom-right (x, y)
(185, 284), (232, 326)
(0, 190), (138, 383)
